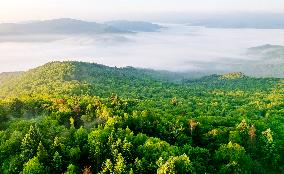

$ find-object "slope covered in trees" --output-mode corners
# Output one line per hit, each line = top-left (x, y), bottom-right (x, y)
(0, 61), (283, 174)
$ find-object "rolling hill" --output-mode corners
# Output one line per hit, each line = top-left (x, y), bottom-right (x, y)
(0, 61), (187, 98)
(0, 61), (281, 99)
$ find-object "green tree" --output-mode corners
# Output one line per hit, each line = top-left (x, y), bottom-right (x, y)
(157, 154), (193, 174)
(21, 125), (41, 161)
(37, 141), (48, 163)
(64, 164), (79, 174)
(215, 141), (252, 174)
(22, 157), (45, 174)
(52, 151), (62, 173)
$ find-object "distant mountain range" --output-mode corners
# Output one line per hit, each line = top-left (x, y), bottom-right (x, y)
(181, 44), (284, 78)
(105, 20), (163, 32)
(233, 44), (284, 77)
(0, 18), (163, 35)
(240, 44), (284, 77)
(188, 13), (284, 29)
(247, 44), (284, 59)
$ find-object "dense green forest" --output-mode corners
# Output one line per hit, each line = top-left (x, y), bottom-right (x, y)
(0, 61), (283, 174)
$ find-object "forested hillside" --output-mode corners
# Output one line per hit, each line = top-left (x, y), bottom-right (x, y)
(0, 61), (283, 174)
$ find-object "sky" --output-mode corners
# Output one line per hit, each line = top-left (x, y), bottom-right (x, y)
(0, 0), (284, 22)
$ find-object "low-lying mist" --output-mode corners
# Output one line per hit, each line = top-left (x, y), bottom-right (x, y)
(0, 23), (284, 77)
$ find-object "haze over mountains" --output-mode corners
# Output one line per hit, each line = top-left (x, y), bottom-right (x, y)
(0, 18), (163, 35)
(0, 18), (283, 77)
(186, 13), (284, 29)
(2, 13), (284, 36)
(187, 44), (284, 77)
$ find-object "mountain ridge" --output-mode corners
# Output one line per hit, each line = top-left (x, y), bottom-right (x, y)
(0, 18), (163, 35)
(0, 61), (280, 99)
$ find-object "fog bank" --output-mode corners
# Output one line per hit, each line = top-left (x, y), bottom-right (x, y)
(0, 24), (284, 75)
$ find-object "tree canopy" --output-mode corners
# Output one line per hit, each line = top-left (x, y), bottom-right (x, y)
(0, 61), (283, 173)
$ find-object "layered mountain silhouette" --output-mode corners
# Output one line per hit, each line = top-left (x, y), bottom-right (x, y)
(0, 18), (163, 35)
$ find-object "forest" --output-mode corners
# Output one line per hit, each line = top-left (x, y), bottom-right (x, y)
(0, 61), (283, 174)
